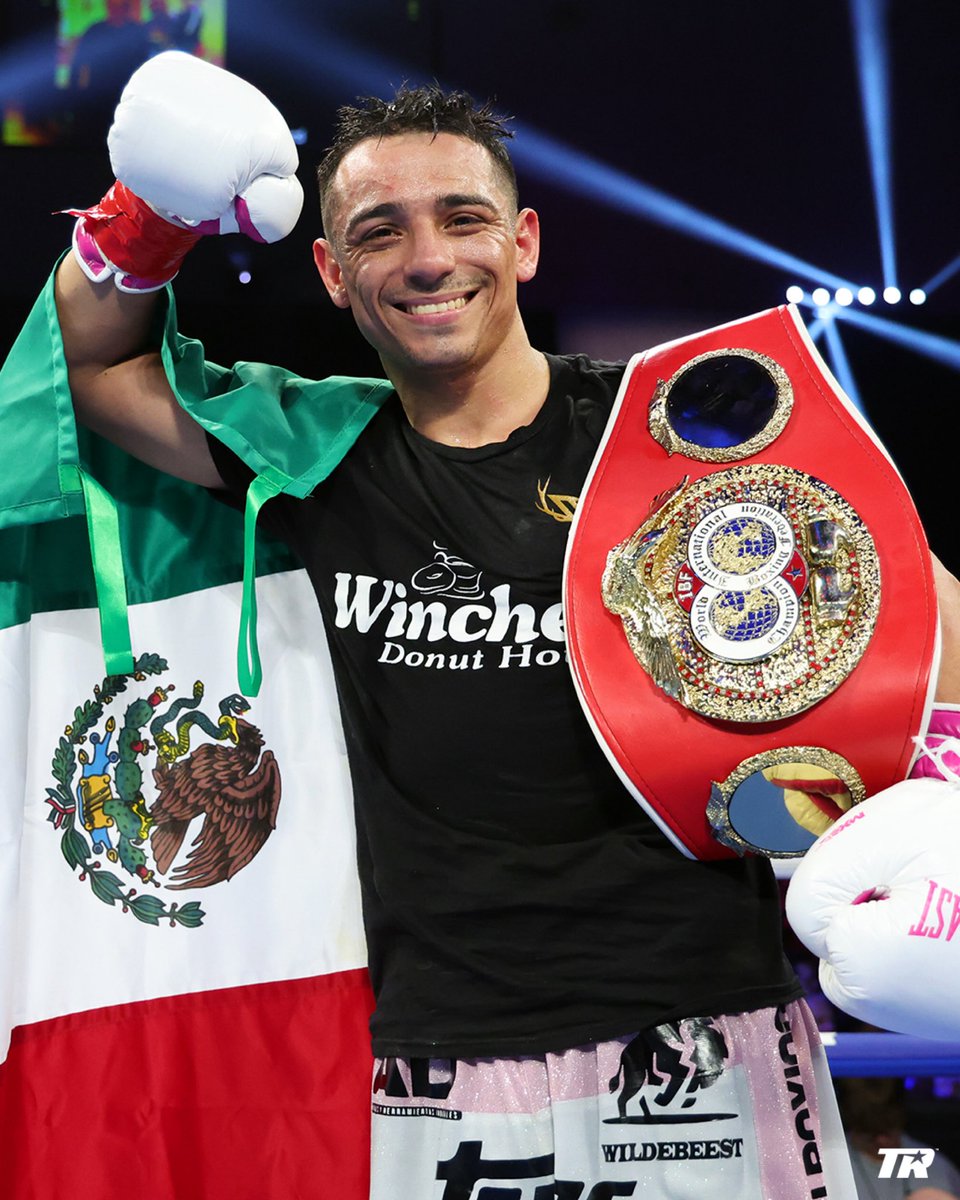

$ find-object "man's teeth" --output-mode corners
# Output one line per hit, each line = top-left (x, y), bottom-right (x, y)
(407, 297), (468, 315)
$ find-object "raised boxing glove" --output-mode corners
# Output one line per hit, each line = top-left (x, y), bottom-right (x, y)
(69, 51), (303, 292)
(785, 728), (960, 1039)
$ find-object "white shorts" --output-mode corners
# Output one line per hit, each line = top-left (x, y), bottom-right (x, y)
(370, 1000), (857, 1199)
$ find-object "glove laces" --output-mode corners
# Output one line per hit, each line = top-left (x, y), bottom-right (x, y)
(911, 733), (960, 785)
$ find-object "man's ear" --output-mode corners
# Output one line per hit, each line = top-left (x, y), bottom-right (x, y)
(313, 238), (351, 308)
(515, 208), (541, 283)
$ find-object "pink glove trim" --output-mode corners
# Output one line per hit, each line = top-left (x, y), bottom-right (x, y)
(235, 195), (268, 244)
(66, 181), (202, 290)
(191, 196), (268, 243)
(71, 220), (112, 283)
(910, 707), (960, 781)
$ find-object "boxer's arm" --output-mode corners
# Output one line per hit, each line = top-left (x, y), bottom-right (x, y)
(53, 51), (304, 488)
(55, 253), (222, 487)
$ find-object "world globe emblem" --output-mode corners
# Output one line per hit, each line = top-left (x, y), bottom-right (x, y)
(685, 500), (802, 663)
(711, 588), (781, 644)
(707, 516), (778, 576)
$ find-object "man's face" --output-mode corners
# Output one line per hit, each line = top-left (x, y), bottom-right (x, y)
(313, 132), (540, 381)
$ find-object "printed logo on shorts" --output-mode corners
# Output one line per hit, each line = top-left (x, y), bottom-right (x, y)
(436, 1142), (639, 1200)
(605, 1019), (735, 1124)
(775, 1007), (829, 1200)
(372, 1057), (463, 1120)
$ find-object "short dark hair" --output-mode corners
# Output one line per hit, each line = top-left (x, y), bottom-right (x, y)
(316, 84), (517, 234)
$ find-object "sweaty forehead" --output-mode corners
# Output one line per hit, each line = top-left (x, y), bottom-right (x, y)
(325, 132), (510, 234)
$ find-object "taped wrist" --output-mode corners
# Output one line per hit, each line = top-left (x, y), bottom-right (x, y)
(66, 181), (203, 293)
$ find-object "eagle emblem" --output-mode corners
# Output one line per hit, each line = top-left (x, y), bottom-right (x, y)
(45, 653), (282, 927)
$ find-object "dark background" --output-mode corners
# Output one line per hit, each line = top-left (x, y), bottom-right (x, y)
(3, 0), (960, 1158)
(2, 0), (960, 572)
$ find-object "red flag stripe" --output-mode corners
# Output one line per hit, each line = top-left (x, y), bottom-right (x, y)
(0, 969), (374, 1200)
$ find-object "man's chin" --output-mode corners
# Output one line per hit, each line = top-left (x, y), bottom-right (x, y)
(383, 337), (479, 377)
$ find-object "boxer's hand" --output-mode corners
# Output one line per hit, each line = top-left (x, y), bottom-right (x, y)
(785, 777), (960, 1039)
(69, 51), (303, 292)
(109, 51), (301, 232)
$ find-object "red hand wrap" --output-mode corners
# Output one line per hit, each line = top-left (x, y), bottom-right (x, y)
(67, 181), (203, 286)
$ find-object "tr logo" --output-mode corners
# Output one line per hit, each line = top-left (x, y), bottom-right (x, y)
(877, 1147), (935, 1179)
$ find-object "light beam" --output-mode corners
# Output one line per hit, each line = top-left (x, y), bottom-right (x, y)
(203, 24), (859, 292)
(920, 252), (960, 299)
(0, 24), (902, 316)
(835, 305), (960, 371)
(511, 128), (858, 291)
(848, 0), (898, 289)
(820, 317), (865, 413)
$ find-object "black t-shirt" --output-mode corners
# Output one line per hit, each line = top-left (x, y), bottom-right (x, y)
(209, 353), (800, 1057)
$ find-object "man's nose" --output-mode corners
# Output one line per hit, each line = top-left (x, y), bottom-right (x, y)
(404, 226), (456, 287)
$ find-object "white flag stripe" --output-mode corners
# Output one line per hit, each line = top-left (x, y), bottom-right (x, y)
(7, 570), (365, 1039)
(0, 623), (30, 1063)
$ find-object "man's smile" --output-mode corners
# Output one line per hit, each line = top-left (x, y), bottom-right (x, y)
(393, 290), (479, 317)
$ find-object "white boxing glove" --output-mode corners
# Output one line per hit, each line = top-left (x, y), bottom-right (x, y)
(785, 775), (960, 1039)
(69, 51), (303, 292)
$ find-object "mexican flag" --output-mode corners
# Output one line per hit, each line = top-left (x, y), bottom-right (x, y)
(0, 274), (380, 1199)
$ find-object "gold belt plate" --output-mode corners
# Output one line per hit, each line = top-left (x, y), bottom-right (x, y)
(602, 464), (880, 723)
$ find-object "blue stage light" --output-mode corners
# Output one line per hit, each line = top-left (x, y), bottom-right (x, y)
(835, 306), (960, 371)
(883, 286), (901, 304)
(909, 289), (927, 306)
(131, 24), (848, 297)
(0, 34), (61, 101)
(920, 252), (960, 299)
(5, 18), (945, 360)
(785, 286), (805, 304)
(848, 0), (898, 291)
(835, 288), (854, 306)
(821, 317), (865, 413)
(805, 318), (827, 342)
(512, 127), (858, 292)
(857, 287), (876, 305)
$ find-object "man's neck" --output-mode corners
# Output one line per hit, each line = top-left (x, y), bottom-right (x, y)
(388, 337), (550, 449)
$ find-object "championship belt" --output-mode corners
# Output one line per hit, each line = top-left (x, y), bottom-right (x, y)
(564, 305), (938, 860)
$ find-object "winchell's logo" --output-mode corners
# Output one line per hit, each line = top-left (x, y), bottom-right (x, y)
(411, 544), (484, 600)
(334, 539), (567, 673)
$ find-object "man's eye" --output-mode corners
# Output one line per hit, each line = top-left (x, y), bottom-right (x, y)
(361, 226), (397, 242)
(449, 214), (484, 228)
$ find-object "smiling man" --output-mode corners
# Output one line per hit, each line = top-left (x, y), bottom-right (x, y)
(38, 52), (927, 1200)
(313, 130), (546, 444)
